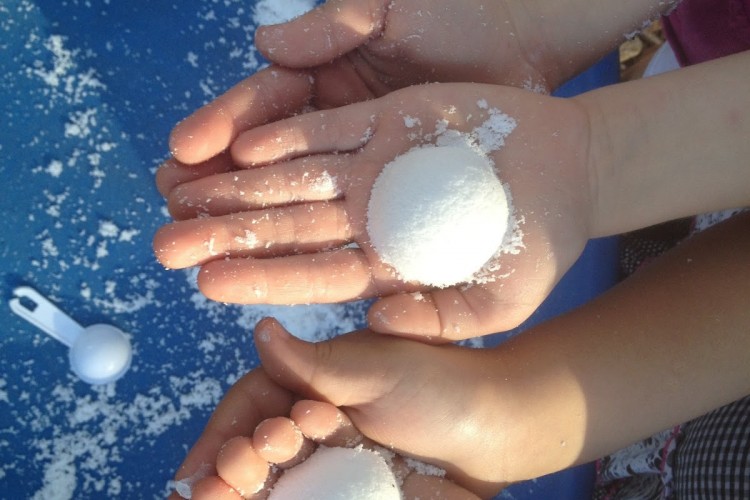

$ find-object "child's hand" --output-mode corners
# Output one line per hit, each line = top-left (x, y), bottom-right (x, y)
(159, 0), (677, 192)
(179, 400), (479, 499)
(169, 335), (481, 499)
(170, 318), (505, 499)
(161, 0), (547, 172)
(253, 0), (548, 94)
(172, 317), (590, 499)
(154, 83), (593, 339)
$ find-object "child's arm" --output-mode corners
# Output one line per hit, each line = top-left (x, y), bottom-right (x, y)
(522, 0), (678, 88)
(579, 50), (750, 236)
(501, 211), (750, 475)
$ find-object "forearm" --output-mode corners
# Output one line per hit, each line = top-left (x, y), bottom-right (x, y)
(578, 50), (750, 237)
(510, 0), (676, 88)
(496, 213), (750, 478)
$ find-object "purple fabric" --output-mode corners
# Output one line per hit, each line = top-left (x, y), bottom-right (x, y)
(662, 0), (750, 66)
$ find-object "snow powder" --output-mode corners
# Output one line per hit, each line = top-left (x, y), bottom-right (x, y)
(252, 0), (316, 26)
(268, 446), (401, 500)
(367, 144), (510, 287)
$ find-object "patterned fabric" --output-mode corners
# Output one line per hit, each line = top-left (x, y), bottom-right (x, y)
(594, 427), (681, 500)
(593, 211), (749, 499)
(594, 396), (750, 500)
(673, 396), (750, 499)
(618, 220), (690, 277)
(692, 209), (748, 234)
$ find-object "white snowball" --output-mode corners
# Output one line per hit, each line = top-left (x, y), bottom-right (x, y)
(269, 446), (401, 500)
(367, 145), (509, 287)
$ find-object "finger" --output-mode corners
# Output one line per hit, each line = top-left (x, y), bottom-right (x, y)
(191, 476), (243, 500)
(290, 400), (413, 483)
(215, 436), (272, 498)
(156, 151), (236, 200)
(253, 317), (405, 407)
(167, 155), (345, 220)
(286, 399), (476, 499)
(170, 66), (314, 165)
(172, 369), (293, 492)
(368, 289), (486, 342)
(170, 463), (212, 500)
(368, 280), (543, 340)
(197, 248), (378, 304)
(255, 0), (389, 68)
(291, 400), (365, 448)
(252, 417), (314, 467)
(153, 201), (353, 269)
(230, 101), (378, 166)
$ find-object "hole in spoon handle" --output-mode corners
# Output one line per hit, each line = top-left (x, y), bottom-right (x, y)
(9, 286), (84, 347)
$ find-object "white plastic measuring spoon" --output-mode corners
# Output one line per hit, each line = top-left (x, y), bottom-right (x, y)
(9, 286), (133, 385)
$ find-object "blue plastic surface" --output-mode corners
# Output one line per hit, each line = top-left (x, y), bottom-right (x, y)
(1, 1), (618, 498)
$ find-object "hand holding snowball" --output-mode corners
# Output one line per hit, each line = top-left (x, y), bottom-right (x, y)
(169, 320), (484, 499)
(154, 83), (594, 339)
(171, 317), (535, 499)
(184, 402), (416, 499)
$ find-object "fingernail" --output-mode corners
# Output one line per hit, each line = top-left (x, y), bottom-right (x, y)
(171, 463), (211, 499)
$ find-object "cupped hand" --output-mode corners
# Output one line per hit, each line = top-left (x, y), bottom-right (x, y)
(169, 324), (483, 498)
(171, 318), (505, 499)
(154, 83), (594, 339)
(173, 317), (588, 499)
(160, 0), (546, 175)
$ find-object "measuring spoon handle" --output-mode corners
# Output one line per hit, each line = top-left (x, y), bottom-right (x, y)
(9, 286), (84, 347)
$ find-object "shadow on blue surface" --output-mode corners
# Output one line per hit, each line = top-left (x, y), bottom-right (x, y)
(1, 1), (618, 498)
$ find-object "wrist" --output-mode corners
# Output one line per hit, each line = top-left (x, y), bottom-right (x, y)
(575, 51), (750, 237)
(571, 93), (611, 239)
(486, 345), (588, 483)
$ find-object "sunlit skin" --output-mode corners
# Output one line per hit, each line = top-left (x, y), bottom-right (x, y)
(173, 214), (750, 500)
(155, 49), (750, 339)
(163, 0), (544, 169)
(153, 0), (747, 339)
(161, 0), (674, 168)
(160, 2), (750, 497)
(154, 83), (593, 340)
(173, 368), (481, 499)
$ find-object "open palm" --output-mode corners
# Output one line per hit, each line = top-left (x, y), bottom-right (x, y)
(154, 83), (593, 339)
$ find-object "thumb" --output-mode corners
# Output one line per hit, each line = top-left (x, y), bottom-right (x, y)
(253, 317), (407, 407)
(255, 0), (389, 68)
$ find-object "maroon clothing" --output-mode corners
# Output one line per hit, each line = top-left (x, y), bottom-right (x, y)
(663, 0), (750, 66)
